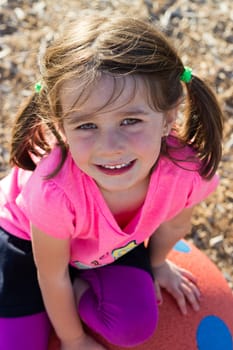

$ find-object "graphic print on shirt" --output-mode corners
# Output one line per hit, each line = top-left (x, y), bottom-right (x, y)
(72, 261), (94, 269)
(72, 240), (138, 269)
(111, 240), (137, 260)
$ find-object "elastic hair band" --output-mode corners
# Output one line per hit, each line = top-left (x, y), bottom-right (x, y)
(180, 67), (192, 83)
(35, 81), (42, 93)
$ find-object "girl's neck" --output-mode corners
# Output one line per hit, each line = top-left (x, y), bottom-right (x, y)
(100, 178), (150, 229)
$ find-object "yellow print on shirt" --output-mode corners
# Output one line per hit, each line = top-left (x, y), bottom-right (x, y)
(112, 240), (137, 260)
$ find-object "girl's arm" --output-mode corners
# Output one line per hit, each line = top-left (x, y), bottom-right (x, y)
(31, 225), (105, 350)
(149, 207), (193, 266)
(149, 207), (201, 315)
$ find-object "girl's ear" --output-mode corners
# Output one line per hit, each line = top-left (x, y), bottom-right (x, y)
(163, 103), (180, 136)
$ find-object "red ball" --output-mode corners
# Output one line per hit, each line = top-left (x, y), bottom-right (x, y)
(48, 240), (233, 350)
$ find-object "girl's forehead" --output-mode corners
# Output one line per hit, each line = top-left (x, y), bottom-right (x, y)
(59, 73), (150, 117)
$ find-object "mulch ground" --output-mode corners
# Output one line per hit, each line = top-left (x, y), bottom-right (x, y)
(0, 0), (232, 288)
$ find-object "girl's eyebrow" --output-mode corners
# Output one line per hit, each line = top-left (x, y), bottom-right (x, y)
(117, 108), (150, 117)
(66, 107), (150, 125)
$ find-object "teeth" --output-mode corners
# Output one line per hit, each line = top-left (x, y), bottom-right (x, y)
(102, 162), (131, 170)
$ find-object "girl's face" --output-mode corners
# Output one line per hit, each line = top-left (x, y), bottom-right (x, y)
(60, 74), (175, 196)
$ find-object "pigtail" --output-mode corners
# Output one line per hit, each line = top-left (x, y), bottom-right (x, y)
(180, 76), (223, 179)
(10, 92), (52, 170)
(10, 91), (68, 176)
(42, 122), (68, 179)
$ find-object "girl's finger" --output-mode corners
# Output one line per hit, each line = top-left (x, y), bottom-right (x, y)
(154, 280), (163, 305)
(181, 276), (201, 299)
(179, 268), (198, 284)
(173, 288), (187, 315)
(181, 282), (200, 311)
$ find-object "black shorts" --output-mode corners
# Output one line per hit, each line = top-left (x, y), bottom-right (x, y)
(0, 227), (153, 317)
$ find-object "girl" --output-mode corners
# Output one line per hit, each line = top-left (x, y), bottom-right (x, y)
(0, 15), (223, 350)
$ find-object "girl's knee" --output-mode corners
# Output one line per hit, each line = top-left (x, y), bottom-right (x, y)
(104, 301), (158, 347)
(79, 289), (158, 347)
(79, 266), (158, 347)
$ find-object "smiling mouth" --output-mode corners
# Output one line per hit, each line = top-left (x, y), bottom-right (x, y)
(97, 160), (135, 173)
(100, 161), (133, 170)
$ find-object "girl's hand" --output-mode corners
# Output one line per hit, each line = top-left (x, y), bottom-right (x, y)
(152, 260), (201, 315)
(61, 334), (107, 350)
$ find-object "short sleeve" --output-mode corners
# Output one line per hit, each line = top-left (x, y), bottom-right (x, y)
(185, 173), (219, 208)
(18, 176), (75, 239)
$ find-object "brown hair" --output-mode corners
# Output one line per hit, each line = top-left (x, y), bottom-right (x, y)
(10, 15), (223, 179)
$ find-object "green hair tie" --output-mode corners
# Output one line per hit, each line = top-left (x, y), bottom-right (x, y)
(180, 67), (192, 83)
(34, 81), (42, 93)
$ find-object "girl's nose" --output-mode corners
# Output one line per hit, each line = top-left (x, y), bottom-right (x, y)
(99, 129), (125, 154)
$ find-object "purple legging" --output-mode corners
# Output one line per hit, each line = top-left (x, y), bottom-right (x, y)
(0, 265), (158, 349)
(0, 312), (51, 350)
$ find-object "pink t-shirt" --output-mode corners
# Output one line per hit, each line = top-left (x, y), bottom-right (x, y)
(0, 141), (218, 269)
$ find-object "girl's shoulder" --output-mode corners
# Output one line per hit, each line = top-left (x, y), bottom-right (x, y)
(154, 136), (219, 209)
(158, 134), (219, 188)
(18, 147), (83, 239)
(21, 146), (83, 208)
(162, 134), (201, 172)
(33, 146), (70, 177)
(30, 146), (82, 185)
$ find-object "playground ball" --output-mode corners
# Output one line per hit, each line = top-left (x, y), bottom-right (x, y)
(48, 240), (233, 350)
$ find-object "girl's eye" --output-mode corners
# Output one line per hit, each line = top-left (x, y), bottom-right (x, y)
(121, 118), (141, 126)
(77, 123), (97, 130)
